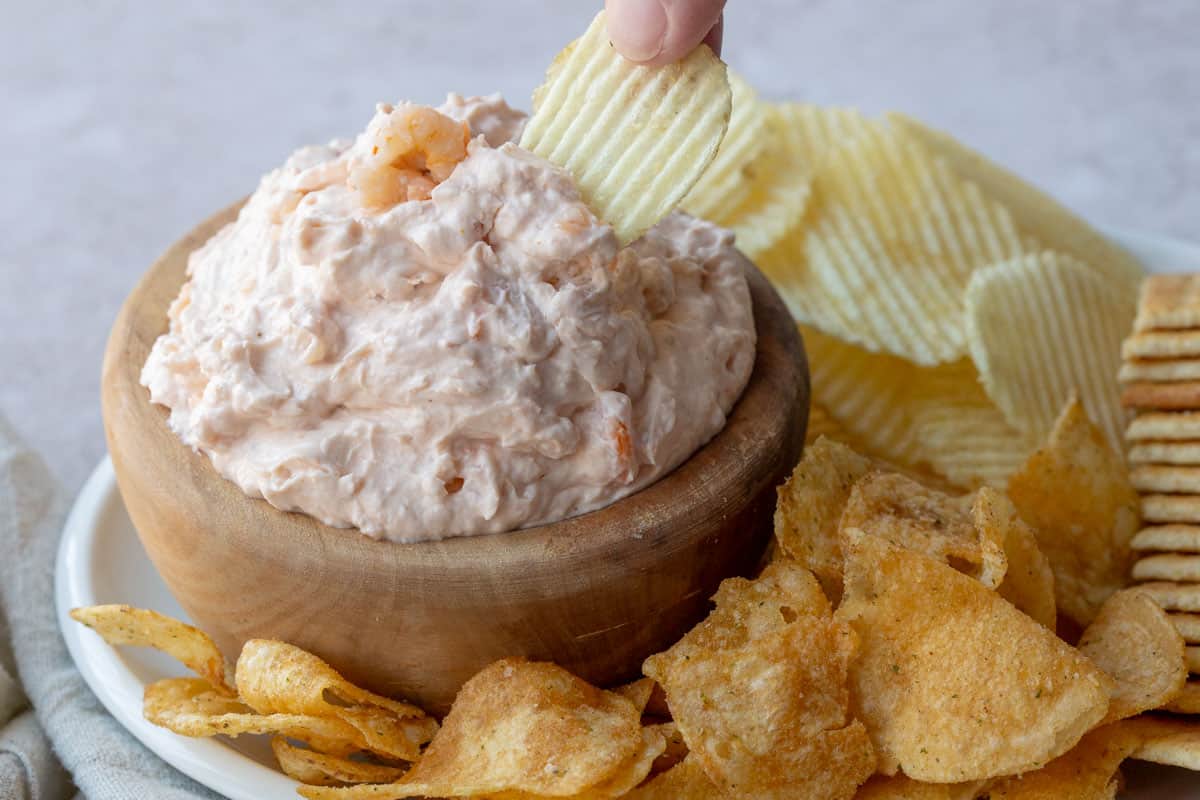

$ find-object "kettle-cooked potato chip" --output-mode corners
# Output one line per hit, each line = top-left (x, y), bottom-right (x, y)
(521, 11), (731, 245)
(70, 605), (232, 694)
(624, 757), (724, 799)
(965, 252), (1134, 450)
(855, 775), (986, 800)
(270, 737), (407, 787)
(1129, 715), (1200, 771)
(982, 721), (1146, 800)
(1077, 589), (1187, 724)
(1007, 399), (1141, 628)
(836, 529), (1112, 782)
(972, 488), (1057, 629)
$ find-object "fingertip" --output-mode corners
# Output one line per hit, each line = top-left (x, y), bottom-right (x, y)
(605, 0), (669, 64)
(644, 0), (726, 66)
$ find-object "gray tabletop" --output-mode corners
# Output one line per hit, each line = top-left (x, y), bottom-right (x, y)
(3, 0), (1198, 494)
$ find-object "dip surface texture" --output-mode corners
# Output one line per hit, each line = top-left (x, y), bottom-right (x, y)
(141, 95), (756, 542)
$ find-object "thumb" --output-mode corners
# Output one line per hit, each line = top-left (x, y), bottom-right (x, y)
(605, 0), (726, 67)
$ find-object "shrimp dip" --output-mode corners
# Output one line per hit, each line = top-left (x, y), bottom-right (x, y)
(141, 94), (756, 542)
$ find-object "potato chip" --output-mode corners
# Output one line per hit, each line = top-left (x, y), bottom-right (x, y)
(1132, 525), (1200, 553)
(1129, 715), (1200, 770)
(1007, 399), (1141, 627)
(271, 737), (406, 787)
(1126, 411), (1200, 442)
(977, 488), (1057, 629)
(646, 721), (688, 775)
(299, 659), (643, 800)
(765, 121), (1026, 366)
(1077, 589), (1187, 723)
(1133, 554), (1200, 582)
(143, 678), (366, 756)
(836, 529), (1112, 781)
(236, 639), (434, 761)
(774, 437), (872, 600)
(855, 775), (986, 800)
(965, 252), (1134, 450)
(70, 605), (232, 694)
(1165, 682), (1200, 714)
(681, 73), (769, 222)
(644, 562), (874, 799)
(1135, 582), (1200, 613)
(624, 757), (724, 799)
(888, 113), (1144, 293)
(805, 402), (854, 446)
(982, 721), (1145, 800)
(520, 11), (731, 244)
(805, 325), (1033, 489)
(612, 677), (656, 715)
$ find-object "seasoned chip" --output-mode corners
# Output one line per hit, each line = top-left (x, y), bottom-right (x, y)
(767, 122), (1026, 366)
(624, 757), (724, 799)
(774, 437), (872, 600)
(300, 659), (642, 799)
(805, 326), (1033, 489)
(1127, 411), (1200, 442)
(854, 775), (987, 800)
(1123, 330), (1200, 360)
(836, 529), (1112, 781)
(1142, 495), (1200, 524)
(1129, 441), (1200, 466)
(647, 721), (688, 775)
(1123, 381), (1200, 411)
(70, 605), (232, 694)
(644, 563), (874, 799)
(1166, 682), (1200, 714)
(681, 73), (770, 222)
(1133, 554), (1200, 582)
(612, 677), (656, 715)
(1139, 583), (1200, 613)
(1132, 525), (1200, 552)
(1077, 589), (1186, 723)
(1007, 399), (1141, 627)
(1173, 614), (1200, 642)
(888, 113), (1144, 293)
(965, 252), (1133, 449)
(236, 639), (434, 761)
(143, 678), (366, 756)
(977, 488), (1057, 629)
(1129, 716), (1200, 770)
(520, 11), (731, 244)
(982, 721), (1145, 799)
(1121, 359), (1200, 383)
(271, 737), (406, 787)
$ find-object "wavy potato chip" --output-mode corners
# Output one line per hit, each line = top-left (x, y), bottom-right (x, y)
(1007, 399), (1141, 627)
(271, 737), (407, 787)
(644, 562), (874, 800)
(520, 11), (731, 244)
(681, 73), (770, 222)
(836, 529), (1112, 782)
(70, 605), (232, 694)
(1077, 589), (1187, 724)
(144, 678), (366, 756)
(965, 252), (1134, 450)
(300, 659), (643, 800)
(804, 326), (1034, 489)
(236, 639), (434, 761)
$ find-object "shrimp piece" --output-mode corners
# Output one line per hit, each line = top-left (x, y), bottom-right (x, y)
(350, 103), (470, 208)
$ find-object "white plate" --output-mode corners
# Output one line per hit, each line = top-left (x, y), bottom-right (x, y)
(56, 228), (1200, 799)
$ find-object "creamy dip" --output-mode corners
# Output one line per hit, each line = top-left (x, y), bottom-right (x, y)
(142, 94), (756, 542)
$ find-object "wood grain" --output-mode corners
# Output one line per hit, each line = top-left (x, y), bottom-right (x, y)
(101, 202), (810, 714)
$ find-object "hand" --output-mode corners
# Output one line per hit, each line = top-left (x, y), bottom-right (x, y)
(605, 0), (726, 67)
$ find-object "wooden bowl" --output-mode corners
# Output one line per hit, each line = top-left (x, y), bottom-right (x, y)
(102, 202), (810, 714)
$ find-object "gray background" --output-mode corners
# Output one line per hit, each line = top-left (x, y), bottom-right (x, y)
(3, 0), (1198, 493)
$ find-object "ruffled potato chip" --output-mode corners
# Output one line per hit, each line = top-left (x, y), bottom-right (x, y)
(1008, 399), (1141, 627)
(682, 73), (770, 223)
(143, 678), (366, 756)
(520, 11), (731, 245)
(644, 562), (874, 800)
(70, 605), (232, 694)
(300, 659), (643, 799)
(236, 639), (434, 761)
(1077, 589), (1187, 724)
(271, 737), (406, 787)
(836, 529), (1112, 782)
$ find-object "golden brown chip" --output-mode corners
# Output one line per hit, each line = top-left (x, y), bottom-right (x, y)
(1077, 589), (1187, 723)
(644, 563), (874, 799)
(299, 659), (643, 799)
(854, 775), (985, 800)
(1164, 682), (1200, 713)
(623, 757), (725, 799)
(977, 489), (1057, 629)
(1128, 715), (1200, 770)
(612, 678), (656, 715)
(270, 737), (406, 787)
(1007, 399), (1141, 627)
(236, 639), (434, 761)
(774, 438), (872, 601)
(143, 678), (366, 756)
(646, 721), (688, 775)
(836, 529), (1112, 782)
(70, 605), (232, 694)
(982, 721), (1145, 799)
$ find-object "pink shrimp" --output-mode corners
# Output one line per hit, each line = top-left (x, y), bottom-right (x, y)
(350, 103), (470, 208)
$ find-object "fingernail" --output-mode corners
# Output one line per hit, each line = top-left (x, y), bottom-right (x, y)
(608, 0), (668, 63)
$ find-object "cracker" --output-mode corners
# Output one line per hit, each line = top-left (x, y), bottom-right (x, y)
(1128, 412), (1200, 442)
(1142, 495), (1200, 524)
(1166, 681), (1200, 714)
(1123, 331), (1200, 360)
(1135, 275), (1200, 332)
(1122, 381), (1200, 411)
(1133, 554), (1200, 583)
(1129, 441), (1200, 466)
(1172, 613), (1200, 643)
(1121, 359), (1200, 383)
(1139, 582), (1200, 613)
(1132, 525), (1200, 553)
(1131, 465), (1200, 493)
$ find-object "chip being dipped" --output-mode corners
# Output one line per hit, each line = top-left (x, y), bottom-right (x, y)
(521, 11), (731, 244)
